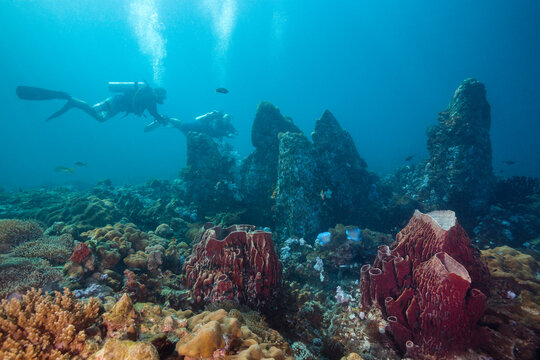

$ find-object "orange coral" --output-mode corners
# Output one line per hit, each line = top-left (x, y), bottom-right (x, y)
(0, 288), (101, 359)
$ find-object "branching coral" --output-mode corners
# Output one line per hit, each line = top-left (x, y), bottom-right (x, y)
(0, 288), (101, 359)
(0, 257), (63, 299)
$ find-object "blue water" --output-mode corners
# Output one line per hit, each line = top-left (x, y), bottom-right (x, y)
(1, 0), (539, 189)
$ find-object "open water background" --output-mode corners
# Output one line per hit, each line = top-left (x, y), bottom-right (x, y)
(1, 0), (539, 189)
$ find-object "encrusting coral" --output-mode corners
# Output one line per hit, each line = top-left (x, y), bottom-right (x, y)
(0, 288), (101, 360)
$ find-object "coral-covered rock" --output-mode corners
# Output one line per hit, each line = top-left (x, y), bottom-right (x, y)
(239, 102), (302, 226)
(89, 338), (159, 360)
(478, 246), (540, 360)
(311, 110), (371, 227)
(184, 224), (281, 308)
(180, 131), (239, 218)
(175, 308), (294, 360)
(154, 223), (173, 238)
(360, 210), (490, 357)
(123, 251), (148, 269)
(275, 132), (322, 240)
(102, 293), (139, 340)
(425, 79), (495, 220)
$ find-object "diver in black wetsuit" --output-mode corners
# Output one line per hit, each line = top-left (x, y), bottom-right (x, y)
(16, 83), (168, 125)
(145, 110), (238, 139)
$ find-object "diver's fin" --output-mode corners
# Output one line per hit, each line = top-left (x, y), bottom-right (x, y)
(45, 100), (74, 122)
(144, 120), (162, 132)
(16, 86), (71, 101)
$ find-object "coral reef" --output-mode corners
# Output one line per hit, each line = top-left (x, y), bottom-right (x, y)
(64, 222), (187, 306)
(0, 288), (101, 359)
(360, 210), (490, 358)
(0, 86), (538, 360)
(184, 224), (281, 309)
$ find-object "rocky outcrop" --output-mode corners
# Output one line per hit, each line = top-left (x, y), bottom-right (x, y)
(181, 132), (239, 218)
(424, 78), (495, 219)
(239, 102), (302, 226)
(312, 110), (372, 228)
(275, 132), (322, 240)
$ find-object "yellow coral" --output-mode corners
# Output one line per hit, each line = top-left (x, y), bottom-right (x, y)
(481, 245), (538, 282)
(0, 288), (101, 359)
(89, 338), (159, 360)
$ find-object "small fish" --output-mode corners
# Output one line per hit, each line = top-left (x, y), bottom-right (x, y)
(316, 232), (331, 246)
(54, 166), (74, 174)
(405, 155), (415, 161)
(502, 160), (515, 165)
(74, 161), (88, 167)
(216, 87), (229, 94)
(320, 189), (332, 201)
(346, 227), (362, 242)
(271, 188), (277, 200)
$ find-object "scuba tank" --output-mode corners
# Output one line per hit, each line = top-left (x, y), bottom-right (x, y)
(108, 82), (147, 93)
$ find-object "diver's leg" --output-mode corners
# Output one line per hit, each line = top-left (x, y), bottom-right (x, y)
(46, 98), (103, 122)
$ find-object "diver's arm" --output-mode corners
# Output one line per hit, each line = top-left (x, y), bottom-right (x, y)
(165, 117), (183, 131)
(147, 102), (167, 124)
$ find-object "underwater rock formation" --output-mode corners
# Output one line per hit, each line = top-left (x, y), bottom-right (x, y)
(180, 131), (240, 218)
(275, 132), (322, 240)
(424, 78), (495, 220)
(312, 110), (372, 228)
(183, 224), (281, 309)
(239, 102), (302, 226)
(360, 210), (490, 357)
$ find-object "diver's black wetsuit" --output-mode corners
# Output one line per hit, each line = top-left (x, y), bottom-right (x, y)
(44, 85), (167, 124)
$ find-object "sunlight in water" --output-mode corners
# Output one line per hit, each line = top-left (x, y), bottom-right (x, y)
(129, 0), (167, 85)
(200, 0), (238, 82)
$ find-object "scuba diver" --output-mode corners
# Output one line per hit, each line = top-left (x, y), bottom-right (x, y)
(16, 82), (168, 126)
(144, 110), (238, 139)
(16, 82), (238, 138)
